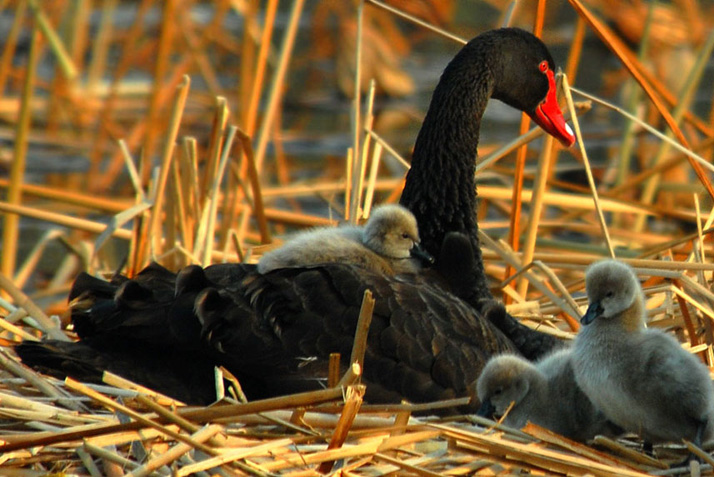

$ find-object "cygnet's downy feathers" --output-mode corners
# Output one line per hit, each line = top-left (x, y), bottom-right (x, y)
(476, 349), (621, 442)
(574, 259), (714, 446)
(258, 204), (432, 275)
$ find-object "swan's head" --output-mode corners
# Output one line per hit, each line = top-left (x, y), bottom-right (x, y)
(582, 260), (642, 325)
(363, 205), (433, 265)
(476, 354), (536, 419)
(483, 28), (575, 147)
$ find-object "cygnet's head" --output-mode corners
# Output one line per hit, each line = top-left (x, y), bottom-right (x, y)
(476, 355), (535, 419)
(363, 204), (433, 264)
(582, 259), (641, 325)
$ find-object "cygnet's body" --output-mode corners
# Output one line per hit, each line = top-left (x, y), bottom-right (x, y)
(258, 204), (432, 275)
(573, 259), (714, 446)
(476, 348), (620, 442)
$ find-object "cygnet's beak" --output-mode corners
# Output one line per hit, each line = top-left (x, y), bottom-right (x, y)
(581, 300), (603, 325)
(476, 398), (496, 419)
(410, 242), (434, 266)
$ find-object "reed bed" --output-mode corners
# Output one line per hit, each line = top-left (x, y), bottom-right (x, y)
(0, 0), (713, 474)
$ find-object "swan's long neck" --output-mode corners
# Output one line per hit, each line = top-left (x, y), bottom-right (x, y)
(400, 43), (495, 302)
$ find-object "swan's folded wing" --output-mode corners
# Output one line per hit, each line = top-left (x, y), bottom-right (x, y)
(229, 264), (518, 409)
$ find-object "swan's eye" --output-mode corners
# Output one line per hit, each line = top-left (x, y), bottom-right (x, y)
(493, 387), (502, 396)
(538, 60), (549, 73)
(606, 291), (614, 298)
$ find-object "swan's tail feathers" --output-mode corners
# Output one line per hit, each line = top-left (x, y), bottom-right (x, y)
(15, 340), (106, 383)
(15, 339), (221, 405)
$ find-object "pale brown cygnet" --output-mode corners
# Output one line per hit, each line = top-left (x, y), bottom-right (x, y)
(257, 204), (432, 275)
(573, 259), (714, 447)
(476, 348), (621, 442)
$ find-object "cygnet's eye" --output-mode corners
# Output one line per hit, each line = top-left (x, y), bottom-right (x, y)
(606, 291), (614, 298)
(402, 233), (410, 239)
(493, 387), (502, 396)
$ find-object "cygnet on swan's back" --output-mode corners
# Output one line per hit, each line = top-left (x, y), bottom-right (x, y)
(476, 349), (621, 442)
(257, 204), (432, 275)
(573, 259), (714, 447)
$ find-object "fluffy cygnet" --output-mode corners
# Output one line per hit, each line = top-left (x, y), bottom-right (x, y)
(573, 259), (714, 447)
(258, 204), (433, 275)
(476, 349), (621, 442)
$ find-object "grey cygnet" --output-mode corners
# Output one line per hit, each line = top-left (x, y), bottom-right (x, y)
(573, 259), (714, 448)
(258, 204), (433, 275)
(476, 348), (621, 442)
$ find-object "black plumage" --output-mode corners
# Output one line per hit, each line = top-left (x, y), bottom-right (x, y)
(400, 28), (573, 305)
(16, 28), (573, 409)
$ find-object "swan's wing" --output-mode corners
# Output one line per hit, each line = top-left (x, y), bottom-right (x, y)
(19, 262), (519, 412)
(227, 264), (519, 409)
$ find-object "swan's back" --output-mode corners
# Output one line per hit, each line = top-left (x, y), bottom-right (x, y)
(214, 263), (519, 407)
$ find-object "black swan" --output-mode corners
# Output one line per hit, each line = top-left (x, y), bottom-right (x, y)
(17, 28), (575, 410)
(257, 203), (432, 275)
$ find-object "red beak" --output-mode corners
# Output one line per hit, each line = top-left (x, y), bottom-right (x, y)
(527, 69), (575, 147)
